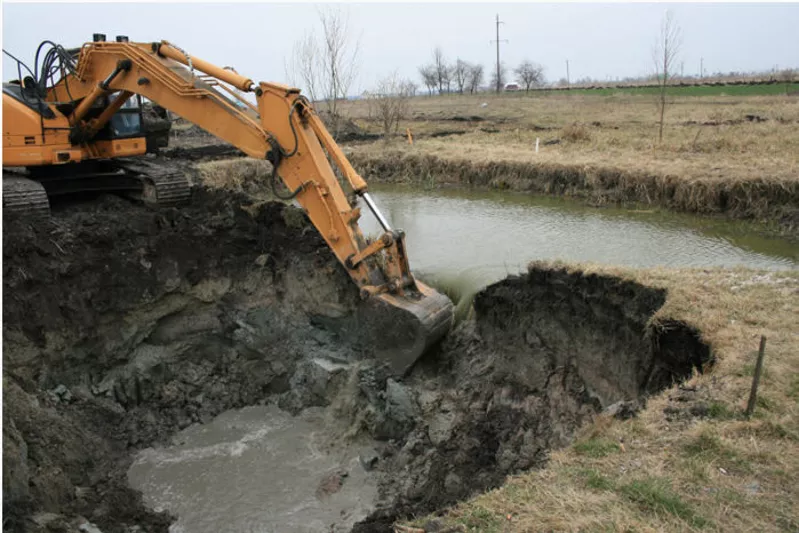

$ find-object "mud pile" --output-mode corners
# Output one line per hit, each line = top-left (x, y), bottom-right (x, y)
(3, 187), (711, 532)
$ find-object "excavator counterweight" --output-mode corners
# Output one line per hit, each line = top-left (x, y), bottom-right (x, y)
(2, 37), (454, 372)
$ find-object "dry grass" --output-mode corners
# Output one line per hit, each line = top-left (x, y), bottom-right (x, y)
(403, 264), (799, 532)
(340, 93), (799, 182)
(337, 93), (799, 234)
(561, 123), (592, 143)
(195, 158), (274, 192)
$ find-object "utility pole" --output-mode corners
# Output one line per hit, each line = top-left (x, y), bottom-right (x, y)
(566, 59), (570, 89)
(700, 57), (704, 79)
(490, 14), (508, 93)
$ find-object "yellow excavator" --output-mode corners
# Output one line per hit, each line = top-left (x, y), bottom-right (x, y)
(2, 35), (453, 373)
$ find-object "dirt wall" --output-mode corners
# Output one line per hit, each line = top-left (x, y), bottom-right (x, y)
(351, 265), (712, 530)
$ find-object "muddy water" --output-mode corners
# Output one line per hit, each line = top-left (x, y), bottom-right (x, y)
(128, 405), (379, 533)
(361, 185), (797, 294)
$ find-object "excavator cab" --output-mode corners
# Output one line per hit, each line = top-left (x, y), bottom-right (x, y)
(103, 94), (144, 139)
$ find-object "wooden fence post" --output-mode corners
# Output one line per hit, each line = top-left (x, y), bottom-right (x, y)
(745, 335), (767, 418)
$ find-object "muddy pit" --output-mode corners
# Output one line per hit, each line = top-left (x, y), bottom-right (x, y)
(3, 184), (712, 533)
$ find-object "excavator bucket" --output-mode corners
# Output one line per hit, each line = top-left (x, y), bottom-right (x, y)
(358, 281), (454, 375)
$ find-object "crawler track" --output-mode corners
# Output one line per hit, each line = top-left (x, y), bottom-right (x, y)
(3, 158), (191, 219)
(3, 176), (51, 218)
(115, 159), (192, 206)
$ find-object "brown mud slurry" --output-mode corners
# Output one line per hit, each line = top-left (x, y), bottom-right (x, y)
(3, 182), (711, 532)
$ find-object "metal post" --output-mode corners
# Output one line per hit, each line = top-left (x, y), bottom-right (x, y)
(490, 14), (507, 93)
(566, 59), (570, 89)
(496, 15), (501, 93)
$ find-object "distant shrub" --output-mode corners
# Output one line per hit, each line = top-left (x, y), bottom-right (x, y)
(562, 123), (592, 142)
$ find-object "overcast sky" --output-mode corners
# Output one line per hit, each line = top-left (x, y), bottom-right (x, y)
(3, 2), (798, 93)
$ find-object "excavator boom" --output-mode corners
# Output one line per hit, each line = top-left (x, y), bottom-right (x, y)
(8, 37), (453, 373)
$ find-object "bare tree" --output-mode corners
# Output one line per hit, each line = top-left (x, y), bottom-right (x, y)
(443, 63), (453, 94)
(405, 80), (419, 98)
(467, 64), (484, 94)
(419, 65), (437, 95)
(371, 73), (413, 137)
(652, 10), (682, 143)
(433, 47), (448, 94)
(490, 62), (508, 92)
(514, 60), (545, 92)
(318, 7), (360, 135)
(452, 59), (470, 94)
(285, 7), (360, 138)
(285, 33), (320, 102)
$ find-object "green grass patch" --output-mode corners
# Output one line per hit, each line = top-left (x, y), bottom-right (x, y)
(573, 437), (620, 458)
(707, 401), (735, 420)
(682, 430), (753, 475)
(454, 505), (504, 532)
(683, 456), (711, 483)
(577, 468), (616, 491)
(619, 477), (708, 528)
(756, 394), (776, 412)
(683, 430), (728, 459)
(788, 375), (799, 400)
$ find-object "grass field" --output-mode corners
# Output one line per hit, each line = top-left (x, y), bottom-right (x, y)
(337, 91), (799, 235)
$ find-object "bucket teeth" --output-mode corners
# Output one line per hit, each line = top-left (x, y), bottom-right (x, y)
(359, 281), (454, 375)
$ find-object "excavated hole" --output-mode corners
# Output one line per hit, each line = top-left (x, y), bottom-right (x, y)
(2, 191), (712, 533)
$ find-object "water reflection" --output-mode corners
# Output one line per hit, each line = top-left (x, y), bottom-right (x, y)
(360, 185), (797, 294)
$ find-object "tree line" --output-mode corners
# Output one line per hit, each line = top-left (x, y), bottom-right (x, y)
(417, 47), (544, 94)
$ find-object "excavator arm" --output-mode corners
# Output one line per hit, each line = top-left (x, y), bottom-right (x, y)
(49, 39), (452, 373)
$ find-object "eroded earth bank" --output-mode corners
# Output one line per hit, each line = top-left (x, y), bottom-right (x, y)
(3, 185), (711, 532)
